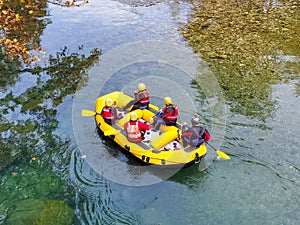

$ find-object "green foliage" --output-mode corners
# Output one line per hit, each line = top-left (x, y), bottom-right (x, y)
(0, 1), (102, 224)
(0, 50), (22, 91)
(0, 41), (101, 225)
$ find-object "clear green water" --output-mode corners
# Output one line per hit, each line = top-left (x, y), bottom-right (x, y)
(0, 0), (299, 225)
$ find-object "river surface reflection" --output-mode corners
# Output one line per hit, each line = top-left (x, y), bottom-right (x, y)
(0, 0), (299, 224)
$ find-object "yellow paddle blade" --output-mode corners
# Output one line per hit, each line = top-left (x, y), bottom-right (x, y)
(104, 129), (121, 136)
(81, 109), (96, 117)
(216, 150), (230, 160)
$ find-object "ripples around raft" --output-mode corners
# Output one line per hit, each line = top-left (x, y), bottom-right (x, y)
(70, 149), (142, 225)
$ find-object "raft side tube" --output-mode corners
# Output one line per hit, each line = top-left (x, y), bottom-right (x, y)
(150, 128), (179, 150)
(141, 109), (156, 123)
(114, 92), (135, 108)
(116, 109), (144, 128)
(95, 91), (122, 111)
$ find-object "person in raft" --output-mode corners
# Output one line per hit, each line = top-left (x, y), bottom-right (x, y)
(124, 111), (152, 143)
(124, 83), (150, 112)
(153, 96), (179, 131)
(181, 114), (211, 147)
(101, 98), (117, 125)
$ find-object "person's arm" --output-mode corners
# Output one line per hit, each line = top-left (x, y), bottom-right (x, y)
(203, 129), (211, 141)
(135, 91), (145, 102)
(111, 107), (117, 118)
(160, 107), (173, 119)
(124, 122), (128, 132)
(182, 126), (193, 139)
(138, 120), (151, 130)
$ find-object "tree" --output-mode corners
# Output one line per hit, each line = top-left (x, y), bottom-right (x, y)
(0, 0), (89, 66)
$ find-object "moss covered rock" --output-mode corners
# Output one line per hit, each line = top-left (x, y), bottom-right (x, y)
(6, 199), (74, 225)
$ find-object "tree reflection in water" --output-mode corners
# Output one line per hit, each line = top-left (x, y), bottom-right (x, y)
(183, 0), (300, 121)
(0, 1), (101, 223)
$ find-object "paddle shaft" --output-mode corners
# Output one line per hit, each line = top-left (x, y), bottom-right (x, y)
(205, 141), (217, 151)
(123, 99), (137, 110)
(205, 141), (230, 160)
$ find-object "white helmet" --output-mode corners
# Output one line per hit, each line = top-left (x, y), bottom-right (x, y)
(105, 98), (113, 107)
(138, 83), (146, 91)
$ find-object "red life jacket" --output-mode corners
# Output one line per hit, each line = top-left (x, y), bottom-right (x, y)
(101, 107), (114, 120)
(163, 104), (178, 121)
(126, 121), (142, 142)
(136, 89), (150, 105)
(203, 130), (211, 141)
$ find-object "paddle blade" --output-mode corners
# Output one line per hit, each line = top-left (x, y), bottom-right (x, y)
(216, 150), (230, 160)
(81, 109), (96, 117)
(104, 129), (121, 136)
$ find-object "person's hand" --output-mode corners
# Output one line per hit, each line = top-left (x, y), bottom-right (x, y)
(149, 117), (154, 124)
(156, 111), (162, 117)
(182, 122), (187, 131)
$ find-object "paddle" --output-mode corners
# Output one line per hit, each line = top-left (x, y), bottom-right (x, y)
(205, 141), (230, 160)
(81, 109), (100, 117)
(123, 99), (137, 111)
(123, 89), (152, 111)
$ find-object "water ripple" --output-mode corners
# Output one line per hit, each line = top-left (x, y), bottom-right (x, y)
(70, 149), (141, 225)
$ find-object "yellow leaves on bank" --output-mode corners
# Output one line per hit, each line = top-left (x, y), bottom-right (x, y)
(31, 157), (41, 164)
(1, 0), (90, 65)
(15, 13), (20, 21)
(0, 0), (45, 65)
(44, 0), (89, 7)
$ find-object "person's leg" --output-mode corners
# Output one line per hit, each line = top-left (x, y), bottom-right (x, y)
(153, 119), (164, 131)
(104, 118), (112, 125)
(182, 136), (190, 147)
(164, 119), (176, 126)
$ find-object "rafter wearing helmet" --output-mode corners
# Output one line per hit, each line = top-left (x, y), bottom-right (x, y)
(124, 111), (152, 142)
(153, 97), (179, 130)
(101, 98), (117, 125)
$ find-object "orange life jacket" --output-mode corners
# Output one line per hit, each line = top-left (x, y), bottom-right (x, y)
(126, 121), (142, 142)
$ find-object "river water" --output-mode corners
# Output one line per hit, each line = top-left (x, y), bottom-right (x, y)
(1, 0), (299, 225)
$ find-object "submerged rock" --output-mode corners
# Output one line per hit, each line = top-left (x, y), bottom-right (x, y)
(6, 199), (74, 225)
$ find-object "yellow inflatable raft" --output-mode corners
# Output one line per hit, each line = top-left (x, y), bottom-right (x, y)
(94, 91), (207, 168)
